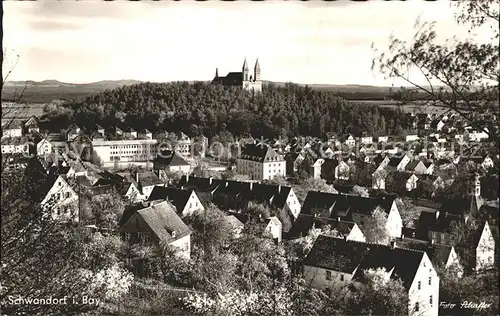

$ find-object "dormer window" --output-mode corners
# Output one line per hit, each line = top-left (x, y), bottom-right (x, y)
(171, 231), (177, 238)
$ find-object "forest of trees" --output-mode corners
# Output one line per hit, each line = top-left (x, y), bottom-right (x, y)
(40, 82), (412, 140)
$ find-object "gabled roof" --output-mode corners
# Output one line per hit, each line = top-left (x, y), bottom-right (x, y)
(137, 172), (165, 188)
(178, 175), (223, 193)
(302, 191), (395, 217)
(405, 160), (425, 172)
(127, 201), (192, 243)
(240, 144), (283, 163)
(287, 214), (357, 239)
(303, 235), (372, 273)
(225, 215), (244, 229)
(147, 186), (194, 214)
(395, 239), (454, 268)
(388, 156), (404, 167)
(350, 243), (425, 289)
(154, 150), (190, 167)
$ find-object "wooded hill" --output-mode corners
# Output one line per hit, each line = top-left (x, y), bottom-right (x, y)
(42, 81), (412, 139)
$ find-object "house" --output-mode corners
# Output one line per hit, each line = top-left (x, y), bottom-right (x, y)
(96, 125), (105, 137)
(371, 168), (387, 190)
(123, 127), (138, 139)
(310, 158), (325, 179)
(212, 181), (301, 232)
(302, 236), (439, 316)
(344, 135), (356, 147)
(147, 186), (204, 217)
(36, 138), (53, 157)
(2, 121), (23, 138)
(66, 124), (81, 141)
(377, 135), (389, 143)
(405, 160), (428, 174)
(405, 174), (419, 192)
(174, 132), (192, 157)
(334, 160), (350, 180)
(40, 175), (80, 222)
(395, 239), (463, 277)
(468, 129), (489, 142)
(301, 192), (403, 239)
(177, 175), (222, 206)
(287, 214), (366, 242)
(122, 180), (146, 203)
(1, 137), (31, 155)
(120, 201), (192, 259)
(236, 144), (286, 181)
(457, 221), (496, 273)
(153, 150), (191, 175)
(24, 115), (39, 134)
(423, 161), (435, 175)
(138, 129), (153, 140)
(405, 134), (419, 142)
(136, 172), (167, 199)
(414, 210), (463, 245)
(285, 152), (304, 176)
(360, 136), (373, 145)
(230, 212), (282, 242)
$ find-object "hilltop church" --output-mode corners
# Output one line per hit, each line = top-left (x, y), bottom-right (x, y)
(211, 58), (262, 93)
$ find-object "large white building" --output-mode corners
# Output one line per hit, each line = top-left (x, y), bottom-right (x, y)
(92, 139), (159, 163)
(236, 144), (286, 181)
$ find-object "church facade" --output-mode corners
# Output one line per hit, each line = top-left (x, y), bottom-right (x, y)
(211, 58), (262, 93)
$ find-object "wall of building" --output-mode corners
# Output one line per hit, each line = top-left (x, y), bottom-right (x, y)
(408, 254), (439, 316)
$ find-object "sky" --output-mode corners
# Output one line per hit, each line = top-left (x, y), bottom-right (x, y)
(2, 0), (494, 86)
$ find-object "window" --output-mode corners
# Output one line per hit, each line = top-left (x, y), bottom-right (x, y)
(430, 295), (433, 306)
(325, 270), (332, 280)
(428, 276), (432, 285)
(418, 281), (421, 290)
(65, 192), (70, 199)
(415, 302), (419, 312)
(124, 233), (131, 242)
(340, 274), (344, 281)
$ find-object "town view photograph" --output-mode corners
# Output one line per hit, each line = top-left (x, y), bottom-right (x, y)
(1, 0), (498, 315)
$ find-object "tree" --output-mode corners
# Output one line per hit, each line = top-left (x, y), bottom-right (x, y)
(1, 163), (132, 315)
(350, 185), (370, 197)
(363, 207), (390, 244)
(294, 177), (338, 204)
(439, 266), (499, 316)
(343, 268), (410, 316)
(373, 0), (499, 141)
(396, 197), (420, 229)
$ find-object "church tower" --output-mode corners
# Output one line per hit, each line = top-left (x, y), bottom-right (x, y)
(254, 59), (261, 81)
(242, 58), (250, 81)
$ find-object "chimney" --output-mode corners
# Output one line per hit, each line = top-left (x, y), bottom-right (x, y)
(180, 186), (184, 190)
(136, 172), (139, 183)
(249, 182), (253, 190)
(343, 235), (348, 241)
(278, 184), (281, 193)
(337, 217), (341, 222)
(209, 177), (213, 185)
(390, 241), (396, 249)
(435, 211), (440, 220)
(186, 174), (189, 182)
